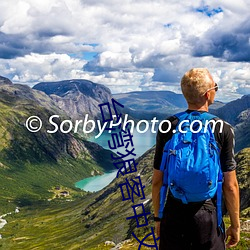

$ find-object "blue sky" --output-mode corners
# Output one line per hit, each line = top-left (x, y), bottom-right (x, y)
(0, 0), (249, 102)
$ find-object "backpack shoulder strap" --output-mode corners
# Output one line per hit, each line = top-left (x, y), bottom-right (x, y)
(174, 111), (217, 121)
(173, 111), (189, 121)
(201, 112), (217, 120)
(201, 112), (223, 230)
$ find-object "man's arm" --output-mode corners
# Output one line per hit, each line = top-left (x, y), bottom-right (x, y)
(223, 170), (240, 248)
(152, 169), (163, 237)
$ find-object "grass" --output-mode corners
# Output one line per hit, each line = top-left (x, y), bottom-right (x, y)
(0, 198), (87, 250)
(0, 92), (115, 214)
(1, 204), (249, 250)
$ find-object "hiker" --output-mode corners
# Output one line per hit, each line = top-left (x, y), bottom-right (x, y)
(152, 68), (240, 250)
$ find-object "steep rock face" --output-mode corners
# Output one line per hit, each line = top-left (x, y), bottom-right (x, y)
(234, 109), (250, 152)
(0, 84), (73, 161)
(33, 79), (112, 120)
(235, 148), (250, 213)
(0, 83), (61, 114)
(0, 75), (12, 85)
(214, 95), (250, 125)
(211, 95), (250, 152)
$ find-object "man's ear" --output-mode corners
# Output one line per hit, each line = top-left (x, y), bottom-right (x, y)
(204, 92), (209, 100)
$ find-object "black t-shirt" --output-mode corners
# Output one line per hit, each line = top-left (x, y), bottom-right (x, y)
(153, 110), (237, 172)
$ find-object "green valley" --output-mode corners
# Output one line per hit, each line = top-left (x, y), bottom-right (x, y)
(0, 147), (249, 249)
(0, 82), (115, 214)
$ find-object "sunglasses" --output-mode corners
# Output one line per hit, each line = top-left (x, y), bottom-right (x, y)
(203, 83), (218, 95)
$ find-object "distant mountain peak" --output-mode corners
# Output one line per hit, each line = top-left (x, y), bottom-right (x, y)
(33, 79), (111, 100)
(0, 76), (12, 85)
(33, 79), (112, 120)
(213, 94), (250, 125)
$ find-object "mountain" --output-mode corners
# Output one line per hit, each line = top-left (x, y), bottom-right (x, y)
(209, 100), (225, 110)
(113, 91), (186, 119)
(114, 90), (187, 110)
(0, 79), (115, 212)
(0, 75), (12, 85)
(0, 77), (248, 249)
(235, 148), (250, 214)
(212, 95), (250, 152)
(213, 94), (250, 125)
(114, 91), (225, 119)
(11, 77), (250, 151)
(234, 108), (250, 152)
(33, 79), (113, 121)
(33, 80), (249, 152)
(33, 81), (225, 122)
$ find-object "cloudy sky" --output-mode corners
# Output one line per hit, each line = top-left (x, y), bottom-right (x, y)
(0, 0), (249, 102)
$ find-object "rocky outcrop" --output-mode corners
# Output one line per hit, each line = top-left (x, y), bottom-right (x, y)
(234, 109), (250, 152)
(235, 148), (250, 213)
(0, 76), (12, 85)
(213, 94), (250, 125)
(33, 79), (112, 120)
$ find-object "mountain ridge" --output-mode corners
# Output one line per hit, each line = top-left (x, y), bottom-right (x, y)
(213, 94), (250, 152)
(0, 80), (115, 212)
(213, 94), (250, 125)
(33, 79), (112, 121)
(0, 76), (12, 85)
(4, 76), (250, 152)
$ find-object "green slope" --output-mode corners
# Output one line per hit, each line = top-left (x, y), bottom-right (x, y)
(0, 83), (115, 213)
(1, 147), (249, 249)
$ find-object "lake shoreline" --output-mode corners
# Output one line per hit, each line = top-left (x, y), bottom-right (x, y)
(76, 129), (156, 192)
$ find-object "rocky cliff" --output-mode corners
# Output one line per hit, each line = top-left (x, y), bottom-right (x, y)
(33, 79), (113, 121)
(213, 94), (250, 125)
(0, 75), (12, 85)
(235, 148), (250, 214)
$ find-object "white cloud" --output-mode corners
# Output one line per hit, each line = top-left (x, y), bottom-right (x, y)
(0, 53), (87, 85)
(70, 69), (154, 93)
(0, 0), (249, 101)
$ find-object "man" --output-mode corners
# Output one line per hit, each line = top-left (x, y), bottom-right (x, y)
(152, 68), (240, 249)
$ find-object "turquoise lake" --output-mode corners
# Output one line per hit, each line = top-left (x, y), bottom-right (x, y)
(75, 128), (156, 192)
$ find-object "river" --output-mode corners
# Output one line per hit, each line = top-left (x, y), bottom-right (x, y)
(75, 128), (156, 192)
(0, 208), (19, 239)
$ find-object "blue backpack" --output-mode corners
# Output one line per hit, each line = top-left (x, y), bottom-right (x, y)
(158, 111), (223, 228)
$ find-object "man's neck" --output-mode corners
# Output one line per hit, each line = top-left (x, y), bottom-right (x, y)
(187, 103), (209, 112)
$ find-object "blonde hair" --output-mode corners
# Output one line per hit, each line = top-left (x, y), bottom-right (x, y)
(181, 68), (214, 104)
